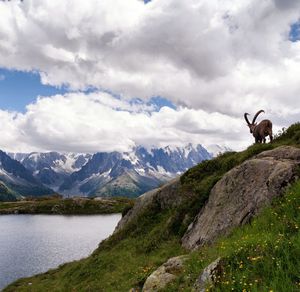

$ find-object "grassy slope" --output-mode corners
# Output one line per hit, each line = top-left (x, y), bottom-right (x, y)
(165, 180), (300, 291)
(4, 124), (300, 291)
(0, 197), (134, 215)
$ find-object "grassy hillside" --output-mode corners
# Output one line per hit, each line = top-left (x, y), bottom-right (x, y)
(4, 123), (300, 291)
(0, 196), (134, 215)
(165, 180), (300, 291)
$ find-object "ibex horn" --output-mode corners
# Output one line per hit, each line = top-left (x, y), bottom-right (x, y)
(252, 110), (265, 124)
(244, 113), (251, 125)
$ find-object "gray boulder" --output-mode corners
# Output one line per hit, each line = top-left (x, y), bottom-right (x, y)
(193, 257), (223, 292)
(182, 146), (300, 250)
(142, 255), (187, 292)
(114, 178), (182, 233)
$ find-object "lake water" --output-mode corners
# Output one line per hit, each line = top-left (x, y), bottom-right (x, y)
(0, 214), (121, 290)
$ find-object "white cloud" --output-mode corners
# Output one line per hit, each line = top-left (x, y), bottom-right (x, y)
(0, 0), (299, 152)
(0, 92), (254, 153)
(0, 1), (299, 111)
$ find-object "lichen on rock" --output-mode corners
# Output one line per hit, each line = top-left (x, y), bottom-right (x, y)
(142, 255), (187, 292)
(193, 257), (224, 292)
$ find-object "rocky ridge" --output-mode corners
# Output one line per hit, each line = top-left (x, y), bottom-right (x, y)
(182, 146), (300, 249)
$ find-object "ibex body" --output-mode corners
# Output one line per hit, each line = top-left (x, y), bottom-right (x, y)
(244, 110), (273, 143)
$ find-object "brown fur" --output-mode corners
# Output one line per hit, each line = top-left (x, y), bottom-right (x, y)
(244, 110), (273, 143)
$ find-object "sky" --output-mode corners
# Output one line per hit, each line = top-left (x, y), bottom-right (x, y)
(0, 0), (300, 153)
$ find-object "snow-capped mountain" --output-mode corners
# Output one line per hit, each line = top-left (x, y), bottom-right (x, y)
(9, 152), (92, 191)
(206, 144), (232, 157)
(59, 144), (212, 197)
(0, 151), (53, 201)
(10, 144), (212, 198)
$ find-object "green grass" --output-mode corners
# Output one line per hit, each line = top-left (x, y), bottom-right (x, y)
(0, 196), (134, 215)
(4, 123), (300, 291)
(164, 180), (300, 292)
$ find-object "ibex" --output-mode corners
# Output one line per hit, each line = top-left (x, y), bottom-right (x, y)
(244, 110), (273, 143)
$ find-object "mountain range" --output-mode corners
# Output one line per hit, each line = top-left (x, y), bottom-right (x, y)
(0, 151), (53, 201)
(9, 152), (92, 192)
(1, 144), (214, 200)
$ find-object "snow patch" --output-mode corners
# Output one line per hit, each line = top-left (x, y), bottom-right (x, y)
(53, 153), (90, 173)
(122, 151), (139, 165)
(29, 153), (40, 163)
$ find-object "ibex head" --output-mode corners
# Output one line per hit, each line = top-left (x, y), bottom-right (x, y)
(244, 110), (264, 133)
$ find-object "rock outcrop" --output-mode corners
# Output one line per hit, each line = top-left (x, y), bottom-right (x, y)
(182, 146), (300, 250)
(115, 178), (182, 233)
(142, 255), (187, 292)
(193, 258), (223, 292)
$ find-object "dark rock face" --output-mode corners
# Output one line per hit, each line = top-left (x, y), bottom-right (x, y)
(0, 151), (53, 200)
(35, 168), (62, 185)
(182, 146), (300, 250)
(0, 182), (17, 202)
(10, 152), (92, 191)
(21, 152), (64, 173)
(0, 151), (37, 184)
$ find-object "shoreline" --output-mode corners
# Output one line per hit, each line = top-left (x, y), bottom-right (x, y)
(0, 197), (134, 216)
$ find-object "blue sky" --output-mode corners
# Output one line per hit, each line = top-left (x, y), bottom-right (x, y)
(0, 68), (67, 112)
(289, 21), (300, 42)
(0, 68), (175, 113)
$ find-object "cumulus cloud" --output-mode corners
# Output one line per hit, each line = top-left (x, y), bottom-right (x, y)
(0, 92), (253, 153)
(0, 0), (299, 152)
(274, 0), (299, 10)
